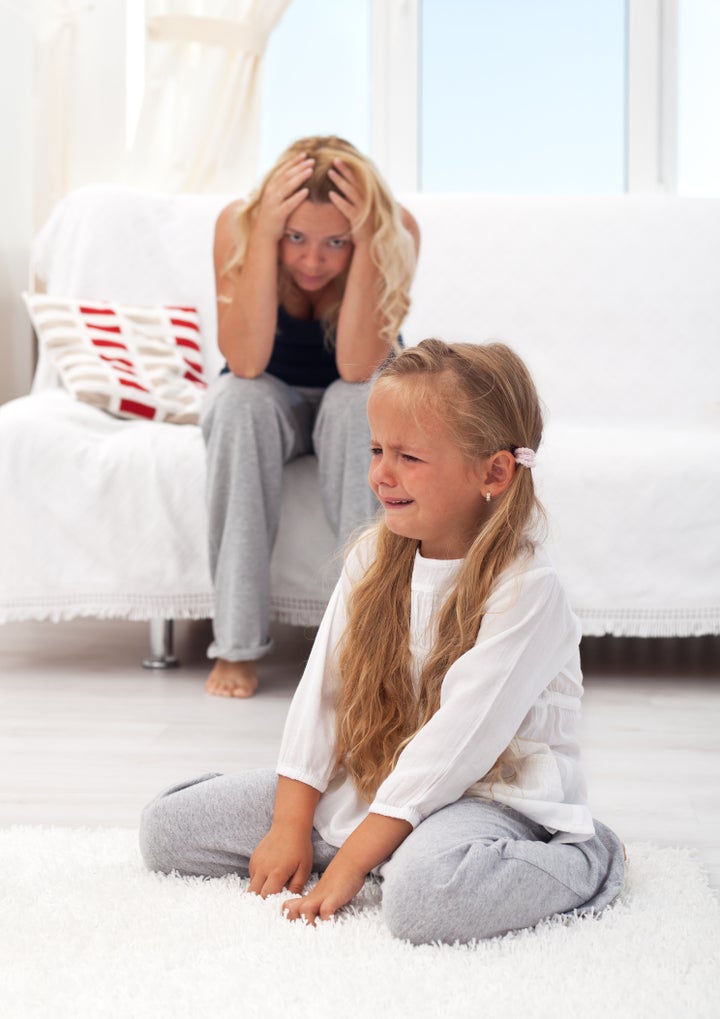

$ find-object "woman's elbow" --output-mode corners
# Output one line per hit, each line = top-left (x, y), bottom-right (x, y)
(336, 349), (391, 383)
(228, 365), (265, 380)
(337, 364), (374, 384)
(220, 342), (268, 379)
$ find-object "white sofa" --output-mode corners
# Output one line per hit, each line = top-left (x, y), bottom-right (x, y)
(1, 185), (718, 664)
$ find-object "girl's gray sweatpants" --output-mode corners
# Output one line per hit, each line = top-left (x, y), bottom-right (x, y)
(201, 372), (377, 662)
(139, 769), (625, 945)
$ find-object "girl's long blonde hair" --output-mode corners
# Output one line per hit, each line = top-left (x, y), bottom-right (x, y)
(224, 135), (416, 348)
(335, 339), (545, 801)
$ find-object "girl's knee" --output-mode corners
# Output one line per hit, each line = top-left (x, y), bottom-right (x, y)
(139, 795), (209, 876)
(381, 836), (535, 945)
(382, 866), (490, 945)
(138, 771), (223, 875)
(138, 797), (183, 874)
(381, 845), (452, 945)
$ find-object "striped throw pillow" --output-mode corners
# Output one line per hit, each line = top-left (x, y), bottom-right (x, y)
(24, 294), (208, 424)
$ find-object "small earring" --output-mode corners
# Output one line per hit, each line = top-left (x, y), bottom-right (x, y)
(485, 492), (491, 503)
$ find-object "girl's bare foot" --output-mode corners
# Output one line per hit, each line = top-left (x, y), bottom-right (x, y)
(205, 659), (259, 698)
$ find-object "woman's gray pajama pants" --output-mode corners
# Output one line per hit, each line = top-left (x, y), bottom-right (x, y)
(139, 769), (625, 945)
(200, 372), (377, 661)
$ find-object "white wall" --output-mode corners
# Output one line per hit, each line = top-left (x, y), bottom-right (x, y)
(0, 8), (34, 406)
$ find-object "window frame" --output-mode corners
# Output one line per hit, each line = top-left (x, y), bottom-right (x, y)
(370, 0), (680, 194)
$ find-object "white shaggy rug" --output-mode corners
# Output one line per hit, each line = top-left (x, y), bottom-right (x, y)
(2, 828), (719, 1019)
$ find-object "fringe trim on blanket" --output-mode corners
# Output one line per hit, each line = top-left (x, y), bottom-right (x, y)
(576, 607), (720, 638)
(1, 596), (716, 637)
(269, 595), (328, 628)
(0, 592), (331, 627)
(0, 593), (215, 624)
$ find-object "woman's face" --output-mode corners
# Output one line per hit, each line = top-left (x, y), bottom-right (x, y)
(279, 201), (354, 293)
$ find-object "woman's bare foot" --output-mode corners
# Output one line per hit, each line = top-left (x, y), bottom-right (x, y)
(205, 658), (259, 698)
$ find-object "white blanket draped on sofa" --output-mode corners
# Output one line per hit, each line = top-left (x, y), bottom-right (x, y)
(0, 186), (718, 639)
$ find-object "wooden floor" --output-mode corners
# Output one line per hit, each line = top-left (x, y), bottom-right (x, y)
(1, 617), (718, 889)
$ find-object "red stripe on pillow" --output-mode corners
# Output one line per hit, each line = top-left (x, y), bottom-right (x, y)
(119, 398), (156, 419)
(175, 337), (201, 352)
(170, 317), (200, 331)
(119, 377), (150, 393)
(92, 338), (127, 349)
(99, 355), (134, 369)
(86, 323), (122, 334)
(79, 305), (115, 315)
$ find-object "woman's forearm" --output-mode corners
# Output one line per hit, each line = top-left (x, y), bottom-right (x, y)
(334, 204), (419, 384)
(217, 231), (280, 378)
(216, 157), (313, 377)
(334, 240), (389, 383)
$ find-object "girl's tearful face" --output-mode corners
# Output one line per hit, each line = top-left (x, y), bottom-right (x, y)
(367, 381), (491, 560)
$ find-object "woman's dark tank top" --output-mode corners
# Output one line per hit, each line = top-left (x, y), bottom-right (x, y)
(221, 306), (400, 386)
(265, 305), (339, 388)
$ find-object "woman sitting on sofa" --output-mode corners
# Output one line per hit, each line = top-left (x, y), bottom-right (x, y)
(202, 135), (420, 698)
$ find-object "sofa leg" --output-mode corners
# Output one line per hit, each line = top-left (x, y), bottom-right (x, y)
(142, 619), (180, 669)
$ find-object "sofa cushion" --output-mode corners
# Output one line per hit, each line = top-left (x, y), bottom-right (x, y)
(24, 294), (208, 424)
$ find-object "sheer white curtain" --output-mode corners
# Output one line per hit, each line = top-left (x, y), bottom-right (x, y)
(30, 0), (127, 228)
(31, 0), (78, 228)
(127, 0), (292, 194)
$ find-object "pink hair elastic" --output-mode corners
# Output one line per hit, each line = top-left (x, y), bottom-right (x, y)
(513, 447), (537, 469)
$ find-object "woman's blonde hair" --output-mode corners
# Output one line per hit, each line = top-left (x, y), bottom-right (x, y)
(224, 135), (416, 348)
(334, 339), (545, 801)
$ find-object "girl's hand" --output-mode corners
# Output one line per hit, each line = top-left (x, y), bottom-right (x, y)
(327, 159), (373, 245)
(248, 825), (314, 898)
(255, 153), (315, 243)
(282, 858), (367, 924)
(280, 813), (412, 924)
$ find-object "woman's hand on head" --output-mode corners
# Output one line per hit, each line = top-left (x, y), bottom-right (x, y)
(327, 159), (373, 245)
(255, 152), (315, 243)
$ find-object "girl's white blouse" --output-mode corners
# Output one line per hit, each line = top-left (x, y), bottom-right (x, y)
(277, 534), (595, 848)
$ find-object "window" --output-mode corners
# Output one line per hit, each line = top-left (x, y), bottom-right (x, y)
(220, 0), (720, 195)
(258, 0), (370, 176)
(419, 0), (626, 192)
